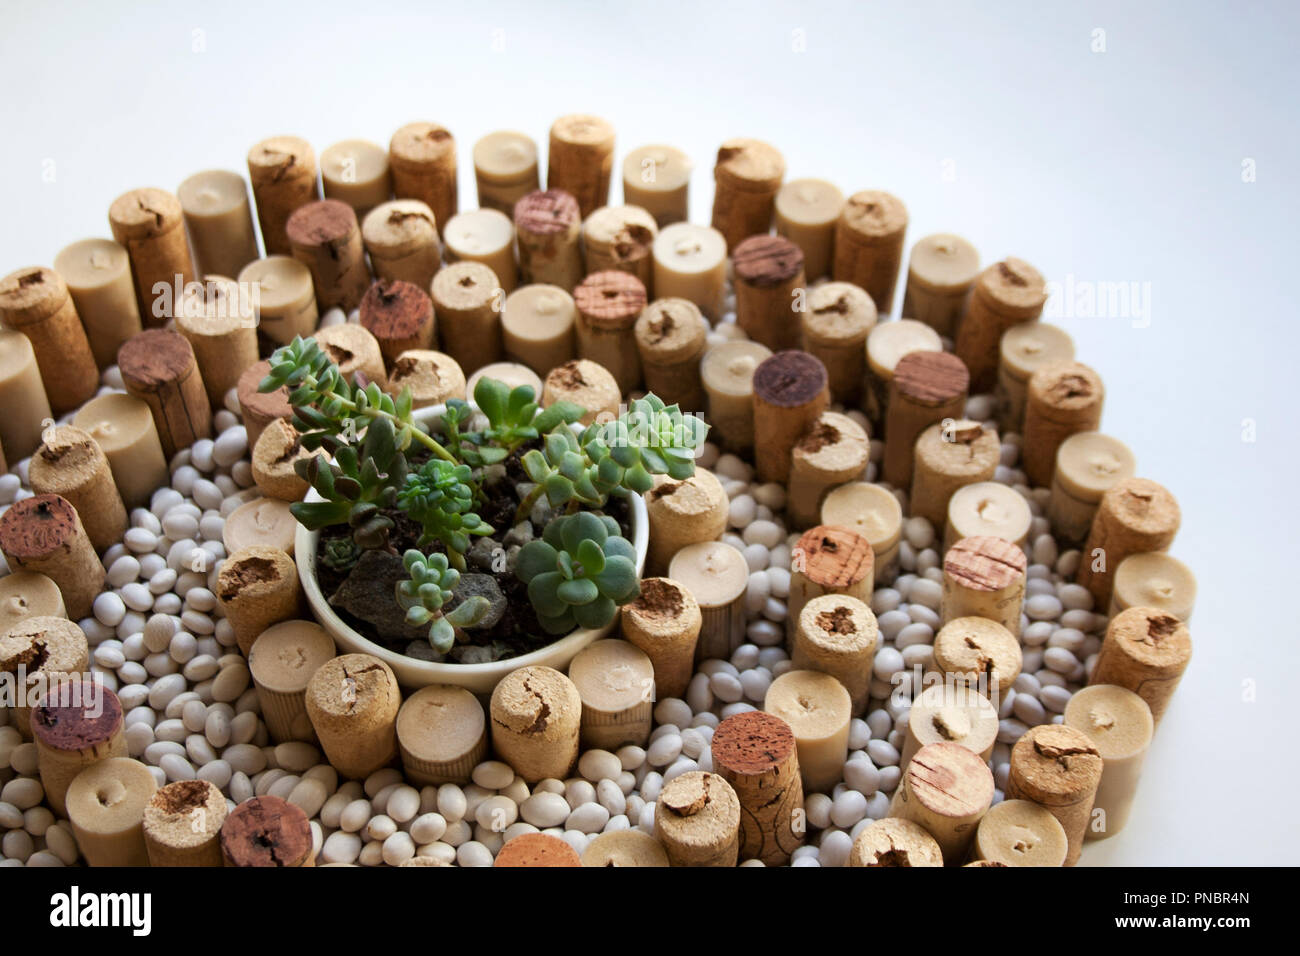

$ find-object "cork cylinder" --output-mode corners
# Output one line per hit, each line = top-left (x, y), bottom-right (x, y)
(909, 420), (1000, 529)
(177, 170), (260, 281)
(108, 188), (197, 327)
(712, 711), (804, 865)
(1090, 606), (1191, 726)
(833, 191), (908, 314)
(889, 740), (994, 864)
(0, 496), (105, 619)
(653, 223), (727, 320)
(668, 541), (748, 661)
(389, 122), (457, 235)
(396, 684), (488, 786)
(215, 546), (301, 656)
(654, 770), (741, 867)
(362, 199), (441, 292)
(514, 189), (584, 291)
(1077, 478), (1181, 606)
(941, 534), (1027, 638)
(473, 130), (539, 215)
(619, 577), (703, 700)
(569, 639), (655, 750)
(764, 669), (851, 795)
(444, 209), (517, 294)
(32, 678), (125, 817)
(386, 350), (467, 409)
(848, 817), (943, 867)
(818, 483), (901, 582)
(175, 276), (259, 408)
(800, 281), (877, 405)
(622, 144), (692, 227)
(883, 351), (970, 489)
(792, 593), (878, 715)
(490, 665), (582, 784)
(247, 620), (336, 743)
(775, 178), (845, 281)
(494, 832), (582, 867)
(1022, 360), (1105, 488)
(0, 572), (66, 633)
(320, 139), (392, 218)
(634, 298), (708, 410)
(238, 256), (318, 347)
(432, 261), (503, 375)
(502, 284), (577, 377)
(581, 829), (670, 867)
(0, 267), (98, 412)
(700, 340), (772, 453)
(1005, 723), (1102, 866)
(1065, 684), (1154, 840)
(0, 329), (52, 461)
(0, 616), (89, 738)
(220, 795), (314, 867)
(286, 199), (371, 313)
(305, 653), (400, 780)
(954, 258), (1049, 392)
(541, 359), (620, 425)
(733, 235), (805, 352)
(787, 412), (869, 528)
(573, 270), (647, 394)
(901, 683), (999, 770)
(117, 328), (213, 459)
(29, 425), (127, 553)
(996, 321), (1075, 433)
(710, 138), (785, 250)
(933, 616), (1022, 700)
(864, 319), (942, 427)
(1048, 432), (1137, 545)
(313, 324), (388, 388)
(466, 362), (543, 400)
(247, 136), (319, 257)
(73, 393), (170, 511)
(645, 470), (729, 576)
(581, 205), (657, 291)
(53, 238), (143, 368)
(65, 757), (157, 866)
(360, 279), (436, 369)
(902, 233), (980, 337)
(973, 799), (1069, 867)
(752, 350), (829, 484)
(236, 361), (292, 453)
(787, 525), (875, 644)
(547, 115), (615, 218)
(1110, 552), (1197, 622)
(143, 779), (227, 867)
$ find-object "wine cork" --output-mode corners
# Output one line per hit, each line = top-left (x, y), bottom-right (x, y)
(654, 770), (741, 867)
(117, 328), (213, 458)
(248, 620), (336, 743)
(973, 799), (1069, 867)
(710, 138), (785, 250)
(490, 665), (582, 784)
(0, 328), (52, 461)
(941, 535), (1027, 638)
(848, 816), (943, 867)
(32, 678), (124, 817)
(247, 136), (320, 256)
(634, 298), (708, 410)
(320, 139), (392, 218)
(0, 572), (65, 633)
(514, 189), (584, 291)
(223, 497), (296, 557)
(0, 266), (98, 412)
(0, 497), (105, 619)
(711, 711), (803, 865)
(431, 260), (503, 375)
(107, 188), (197, 327)
(864, 319), (942, 426)
(902, 233), (980, 337)
(573, 271), (647, 394)
(764, 669), (851, 795)
(1065, 684), (1153, 840)
(444, 208), (517, 294)
(909, 420), (1000, 529)
(819, 483), (901, 581)
(954, 258), (1049, 392)
(547, 115), (615, 218)
(653, 223), (728, 320)
(386, 350), (467, 409)
(996, 321), (1075, 433)
(313, 323), (388, 388)
(1048, 432), (1137, 545)
(801, 281), (877, 405)
(65, 757), (157, 866)
(73, 393), (170, 511)
(305, 653), (400, 780)
(933, 617), (1022, 700)
(251, 419), (311, 501)
(1078, 478), (1181, 606)
(494, 832), (582, 867)
(1091, 606), (1191, 726)
(889, 740), (994, 864)
(389, 122), (458, 235)
(362, 199), (441, 292)
(0, 616), (89, 737)
(176, 170), (260, 281)
(700, 340), (771, 453)
(569, 639), (655, 750)
(901, 683), (999, 770)
(752, 350), (829, 484)
(792, 594), (878, 715)
(581, 205), (657, 292)
(359, 279), (436, 369)
(142, 779), (227, 867)
(237, 256), (318, 347)
(668, 542), (748, 661)
(775, 178), (845, 281)
(220, 794), (314, 867)
(52, 238), (143, 368)
(1110, 552), (1196, 622)
(236, 360), (292, 452)
(833, 191), (907, 314)
(622, 145), (691, 227)
(502, 284), (577, 377)
(473, 131), (540, 215)
(581, 829), (670, 867)
(1005, 723), (1102, 866)
(466, 361), (543, 399)
(216, 546), (301, 656)
(787, 412), (870, 528)
(29, 425), (127, 552)
(1022, 360), (1105, 489)
(175, 275), (259, 408)
(733, 235), (805, 352)
(619, 577), (703, 700)
(883, 351), (970, 489)
(541, 359), (620, 425)
(945, 481), (1033, 552)
(788, 526), (875, 647)
(286, 199), (372, 313)
(396, 684), (488, 786)
(645, 470), (728, 575)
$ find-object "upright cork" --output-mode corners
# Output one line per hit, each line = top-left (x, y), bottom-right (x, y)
(0, 616), (89, 738)
(73, 393), (170, 511)
(789, 408), (875, 527)
(31, 678), (125, 817)
(710, 138), (785, 250)
(248, 620), (336, 743)
(645, 470), (729, 575)
(572, 270), (647, 394)
(359, 279), (436, 369)
(313, 324), (388, 389)
(751, 350), (830, 484)
(237, 360), (293, 452)
(1090, 606), (1191, 726)
(634, 298), (708, 411)
(1022, 360), (1105, 488)
(541, 359), (620, 426)
(833, 191), (908, 313)
(547, 115), (615, 218)
(473, 130), (540, 215)
(996, 321), (1075, 432)
(700, 340), (772, 453)
(712, 711), (804, 865)
(319, 139), (392, 218)
(247, 136), (320, 256)
(622, 144), (692, 227)
(945, 481), (1031, 551)
(1048, 432), (1137, 545)
(848, 816), (943, 867)
(237, 256), (318, 346)
(502, 284), (577, 377)
(933, 617), (1023, 700)
(903, 233), (981, 337)
(220, 795), (314, 867)
(0, 572), (66, 633)
(490, 665), (582, 784)
(941, 534), (1027, 638)
(619, 577), (703, 700)
(107, 188), (197, 326)
(909, 420), (1000, 529)
(389, 122), (458, 235)
(954, 258), (1049, 392)
(788, 525), (875, 645)
(581, 205), (657, 292)
(1005, 723), (1102, 866)
(65, 757), (157, 867)
(362, 199), (441, 292)
(177, 170), (261, 281)
(0, 329), (51, 461)
(494, 832), (582, 868)
(792, 594), (878, 715)
(1110, 552), (1196, 622)
(386, 350), (467, 409)
(1065, 684), (1154, 840)
(764, 669), (851, 795)
(305, 653), (401, 780)
(733, 235), (806, 352)
(818, 483), (901, 581)
(864, 319), (942, 427)
(443, 209), (518, 294)
(973, 799), (1069, 867)
(175, 276), (259, 408)
(396, 684), (488, 785)
(901, 683), (999, 770)
(224, 497), (297, 555)
(889, 740), (994, 864)
(286, 199), (372, 313)
(143, 779), (227, 867)
(668, 541), (748, 661)
(115, 328), (212, 457)
(216, 546), (301, 655)
(883, 351), (970, 489)
(652, 223), (727, 319)
(29, 425), (127, 553)
(431, 261), (503, 375)
(568, 639), (655, 750)
(514, 189), (584, 290)
(654, 770), (741, 867)
(581, 829), (670, 867)
(800, 281), (877, 404)
(775, 178), (845, 281)
(1077, 477), (1180, 606)
(0, 266), (98, 412)
(0, 496), (105, 619)
(53, 238), (143, 368)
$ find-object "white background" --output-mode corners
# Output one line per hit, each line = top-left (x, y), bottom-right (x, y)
(2, 0), (1297, 865)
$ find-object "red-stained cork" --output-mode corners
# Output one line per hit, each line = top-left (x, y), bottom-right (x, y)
(285, 198), (358, 246)
(894, 351), (970, 405)
(220, 795), (313, 867)
(493, 832), (581, 867)
(711, 710), (796, 775)
(0, 494), (79, 559)
(573, 271), (646, 329)
(733, 235), (805, 287)
(360, 279), (435, 339)
(31, 680), (123, 751)
(514, 189), (581, 235)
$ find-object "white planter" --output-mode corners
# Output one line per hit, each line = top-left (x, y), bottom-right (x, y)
(296, 404), (649, 694)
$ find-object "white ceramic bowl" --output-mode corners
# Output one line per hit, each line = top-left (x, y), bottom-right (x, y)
(295, 404), (648, 694)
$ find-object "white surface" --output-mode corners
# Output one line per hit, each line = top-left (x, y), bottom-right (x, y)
(2, 0), (1297, 864)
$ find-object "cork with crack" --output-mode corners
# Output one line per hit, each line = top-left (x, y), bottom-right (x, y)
(0, 495), (105, 620)
(1005, 723), (1102, 866)
(216, 546), (301, 655)
(792, 593), (878, 715)
(1089, 605), (1191, 725)
(710, 711), (803, 865)
(619, 577), (702, 700)
(654, 770), (741, 866)
(489, 665), (582, 783)
(644, 470), (729, 574)
(848, 816), (943, 867)
(220, 794), (314, 867)
(29, 425), (127, 553)
(889, 740), (995, 864)
(305, 653), (401, 780)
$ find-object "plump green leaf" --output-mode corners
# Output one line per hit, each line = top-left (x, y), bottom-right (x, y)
(594, 555), (639, 603)
(445, 595), (490, 627)
(572, 595), (616, 630)
(557, 577), (599, 606)
(474, 376), (510, 428)
(528, 572), (568, 618)
(543, 473), (574, 507)
(290, 500), (350, 530)
(604, 535), (636, 562)
(516, 541), (558, 582)
(429, 616), (456, 653)
(521, 450), (551, 483)
(533, 401), (585, 433)
(537, 609), (577, 635)
(576, 538), (605, 576)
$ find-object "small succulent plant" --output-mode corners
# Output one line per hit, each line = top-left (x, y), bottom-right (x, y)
(397, 459), (492, 568)
(395, 550), (491, 653)
(442, 377), (584, 468)
(515, 512), (639, 634)
(320, 536), (361, 572)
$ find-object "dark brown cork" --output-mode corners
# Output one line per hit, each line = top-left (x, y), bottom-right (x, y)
(573, 271), (646, 329)
(894, 351), (970, 405)
(285, 198), (358, 247)
(514, 189), (581, 236)
(493, 832), (581, 867)
(0, 494), (79, 559)
(118, 329), (196, 388)
(360, 279), (434, 338)
(733, 235), (805, 288)
(220, 795), (313, 867)
(711, 710), (796, 775)
(31, 679), (123, 751)
(752, 350), (827, 408)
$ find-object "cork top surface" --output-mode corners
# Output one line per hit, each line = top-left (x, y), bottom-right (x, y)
(285, 199), (358, 246)
(656, 771), (740, 842)
(1028, 360), (1104, 412)
(866, 320), (942, 373)
(223, 497), (296, 555)
(360, 279), (434, 338)
(582, 205), (657, 255)
(118, 328), (195, 387)
(550, 114), (615, 148)
(216, 546), (294, 603)
(1055, 431), (1136, 500)
(144, 779), (226, 845)
(622, 577), (702, 635)
(1106, 606), (1192, 668)
(0, 615), (87, 675)
(237, 360), (292, 424)
(320, 139), (388, 183)
(849, 817), (943, 867)
(905, 741), (995, 816)
(543, 360), (619, 411)
(503, 285), (577, 338)
(473, 130), (538, 178)
(910, 683), (999, 749)
(1113, 552), (1196, 612)
(819, 483), (902, 551)
(175, 276), (255, 335)
(803, 282), (878, 344)
(313, 324), (383, 378)
(667, 541), (749, 606)
(1064, 684), (1153, 759)
(711, 710), (796, 775)
(752, 350), (828, 407)
(362, 199), (439, 251)
(622, 145), (692, 192)
(53, 238), (131, 292)
(713, 138), (785, 189)
(248, 620), (336, 693)
(252, 418), (310, 480)
(220, 795), (312, 866)
(0, 494), (80, 558)
(389, 122), (455, 164)
(646, 470), (727, 520)
(494, 832), (581, 867)
(388, 350), (467, 404)
(0, 328), (37, 377)
(490, 665), (581, 737)
(976, 799), (1068, 866)
(799, 594), (878, 654)
(31, 679), (122, 750)
(977, 258), (1049, 315)
(1100, 478), (1181, 535)
(65, 757), (157, 829)
(514, 189), (581, 234)
(765, 669), (852, 739)
(568, 639), (654, 710)
(949, 482), (1031, 543)
(305, 653), (399, 719)
(893, 351), (970, 404)
(733, 235), (805, 287)
(573, 271), (647, 327)
(432, 260), (499, 309)
(1010, 724), (1102, 801)
(914, 420), (1000, 475)
(653, 223), (727, 271)
(944, 535), (1027, 591)
(794, 525), (875, 587)
(775, 178), (845, 225)
(31, 425), (104, 485)
(1000, 321), (1075, 378)
(107, 188), (184, 237)
(0, 266), (67, 322)
(177, 169), (248, 215)
(444, 208), (514, 255)
(934, 616), (1022, 689)
(0, 571), (63, 631)
(839, 191), (908, 241)
(580, 829), (671, 867)
(908, 233), (981, 293)
(247, 136), (315, 177)
(634, 298), (707, 362)
(396, 684), (485, 759)
(699, 340), (772, 395)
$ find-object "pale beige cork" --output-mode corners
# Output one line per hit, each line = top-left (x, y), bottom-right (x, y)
(644, 470), (729, 576)
(764, 669), (851, 795)
(819, 482), (901, 580)
(619, 577), (703, 700)
(668, 541), (748, 661)
(909, 420), (1000, 529)
(792, 593), (878, 716)
(397, 684), (488, 786)
(1109, 552), (1196, 622)
(655, 770), (741, 867)
(1065, 683), (1154, 840)
(973, 798), (1069, 866)
(1048, 431), (1137, 545)
(489, 665), (582, 784)
(0, 572), (66, 634)
(65, 756), (157, 866)
(250, 420), (312, 502)
(581, 829), (670, 867)
(901, 683), (999, 770)
(0, 615), (90, 736)
(216, 546), (301, 656)
(933, 616), (1023, 701)
(889, 740), (994, 864)
(143, 779), (227, 867)
(1005, 723), (1102, 866)
(385, 350), (466, 410)
(903, 233), (980, 338)
(313, 323), (388, 389)
(996, 321), (1075, 432)
(848, 816), (943, 867)
(29, 425), (127, 553)
(568, 639), (655, 751)
(541, 359), (620, 426)
(248, 620), (336, 743)
(305, 653), (401, 780)
(1089, 606), (1191, 726)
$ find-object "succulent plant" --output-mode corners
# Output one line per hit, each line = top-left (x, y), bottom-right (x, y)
(515, 512), (639, 634)
(395, 550), (491, 652)
(397, 459), (492, 568)
(321, 536), (361, 572)
(441, 378), (583, 468)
